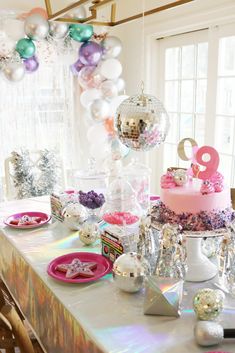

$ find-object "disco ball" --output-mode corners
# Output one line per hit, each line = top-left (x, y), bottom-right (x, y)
(116, 94), (170, 151)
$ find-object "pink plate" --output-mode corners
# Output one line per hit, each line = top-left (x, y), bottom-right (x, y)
(4, 212), (51, 229)
(47, 252), (112, 283)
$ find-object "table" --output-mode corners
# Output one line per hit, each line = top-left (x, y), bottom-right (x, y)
(0, 196), (235, 353)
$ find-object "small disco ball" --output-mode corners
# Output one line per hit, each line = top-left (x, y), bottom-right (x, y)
(116, 94), (170, 151)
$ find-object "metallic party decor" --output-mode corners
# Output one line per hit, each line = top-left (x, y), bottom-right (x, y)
(144, 276), (183, 317)
(193, 288), (224, 321)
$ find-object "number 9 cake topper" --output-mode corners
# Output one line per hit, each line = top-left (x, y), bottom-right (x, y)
(177, 138), (220, 180)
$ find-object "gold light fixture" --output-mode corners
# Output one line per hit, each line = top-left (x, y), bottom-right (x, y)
(44, 0), (194, 26)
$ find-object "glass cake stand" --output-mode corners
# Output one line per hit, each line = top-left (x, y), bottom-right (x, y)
(184, 229), (226, 282)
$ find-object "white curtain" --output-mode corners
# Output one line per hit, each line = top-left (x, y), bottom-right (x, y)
(0, 60), (85, 195)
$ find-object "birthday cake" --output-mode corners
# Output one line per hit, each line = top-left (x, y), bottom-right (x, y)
(152, 142), (235, 231)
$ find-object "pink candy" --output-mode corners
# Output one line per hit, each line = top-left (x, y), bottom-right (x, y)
(200, 180), (215, 195)
(103, 212), (139, 225)
(210, 171), (224, 184)
(161, 172), (176, 189)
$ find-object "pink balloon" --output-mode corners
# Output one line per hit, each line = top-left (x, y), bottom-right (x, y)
(78, 66), (104, 89)
(29, 7), (48, 19)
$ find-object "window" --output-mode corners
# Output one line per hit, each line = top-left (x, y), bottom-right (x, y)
(157, 24), (235, 186)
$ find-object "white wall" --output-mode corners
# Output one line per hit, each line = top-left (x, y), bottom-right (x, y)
(109, 0), (235, 193)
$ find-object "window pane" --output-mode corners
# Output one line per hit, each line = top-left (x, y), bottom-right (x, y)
(215, 116), (234, 155)
(219, 154), (233, 185)
(196, 79), (207, 113)
(217, 77), (235, 116)
(181, 80), (194, 112)
(163, 144), (178, 171)
(179, 114), (193, 139)
(195, 114), (205, 146)
(165, 81), (178, 111)
(182, 45), (195, 79)
(165, 47), (180, 79)
(166, 113), (178, 143)
(197, 42), (208, 78)
(218, 36), (235, 76)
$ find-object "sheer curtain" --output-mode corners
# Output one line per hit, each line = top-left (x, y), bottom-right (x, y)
(0, 60), (83, 197)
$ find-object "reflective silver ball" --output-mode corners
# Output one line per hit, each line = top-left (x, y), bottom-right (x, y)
(49, 22), (69, 39)
(173, 169), (188, 186)
(62, 203), (86, 231)
(113, 252), (150, 293)
(194, 321), (223, 346)
(79, 220), (99, 245)
(116, 94), (170, 151)
(3, 62), (25, 82)
(24, 14), (49, 41)
(193, 288), (224, 320)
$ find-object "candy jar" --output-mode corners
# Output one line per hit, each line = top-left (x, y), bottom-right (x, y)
(101, 177), (142, 226)
(74, 159), (109, 195)
(78, 190), (105, 222)
(124, 159), (151, 214)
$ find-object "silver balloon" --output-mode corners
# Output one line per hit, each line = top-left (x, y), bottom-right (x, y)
(116, 94), (170, 151)
(49, 22), (69, 39)
(101, 36), (122, 59)
(90, 98), (110, 121)
(115, 77), (125, 93)
(79, 220), (99, 245)
(3, 62), (25, 82)
(62, 203), (86, 231)
(113, 252), (150, 293)
(100, 80), (118, 99)
(24, 14), (49, 41)
(66, 5), (87, 19)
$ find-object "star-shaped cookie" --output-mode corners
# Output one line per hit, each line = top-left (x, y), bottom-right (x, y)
(56, 258), (97, 279)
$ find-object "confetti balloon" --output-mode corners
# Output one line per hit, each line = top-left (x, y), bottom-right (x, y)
(116, 94), (170, 151)
(101, 36), (122, 58)
(24, 14), (49, 41)
(78, 66), (103, 89)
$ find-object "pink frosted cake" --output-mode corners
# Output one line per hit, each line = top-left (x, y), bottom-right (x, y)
(152, 170), (234, 231)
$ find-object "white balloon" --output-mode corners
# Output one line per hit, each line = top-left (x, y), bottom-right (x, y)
(80, 88), (101, 108)
(66, 5), (86, 19)
(90, 99), (110, 121)
(100, 80), (118, 99)
(3, 62), (25, 82)
(90, 141), (110, 161)
(115, 78), (126, 93)
(110, 95), (129, 116)
(4, 19), (25, 41)
(87, 124), (108, 143)
(100, 58), (122, 80)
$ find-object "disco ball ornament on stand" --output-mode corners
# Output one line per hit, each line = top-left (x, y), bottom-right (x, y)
(62, 203), (86, 231)
(116, 90), (170, 151)
(113, 252), (150, 293)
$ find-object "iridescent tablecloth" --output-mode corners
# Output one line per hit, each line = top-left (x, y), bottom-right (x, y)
(0, 197), (235, 353)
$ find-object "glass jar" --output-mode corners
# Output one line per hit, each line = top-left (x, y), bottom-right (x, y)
(101, 177), (142, 226)
(74, 159), (109, 195)
(124, 159), (151, 213)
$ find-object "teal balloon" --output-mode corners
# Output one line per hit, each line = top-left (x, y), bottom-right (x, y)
(16, 38), (36, 59)
(69, 24), (93, 42)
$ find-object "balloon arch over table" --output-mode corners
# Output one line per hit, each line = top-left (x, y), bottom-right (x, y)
(1, 7), (130, 165)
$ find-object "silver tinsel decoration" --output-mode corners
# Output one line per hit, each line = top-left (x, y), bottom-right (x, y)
(11, 149), (61, 199)
(37, 149), (61, 195)
(11, 150), (38, 199)
(137, 215), (160, 274)
(154, 223), (187, 279)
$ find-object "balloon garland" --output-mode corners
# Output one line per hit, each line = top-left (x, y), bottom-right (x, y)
(0, 7), (130, 162)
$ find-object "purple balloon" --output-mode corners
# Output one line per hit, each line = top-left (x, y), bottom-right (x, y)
(79, 41), (102, 66)
(23, 56), (39, 73)
(70, 58), (84, 75)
